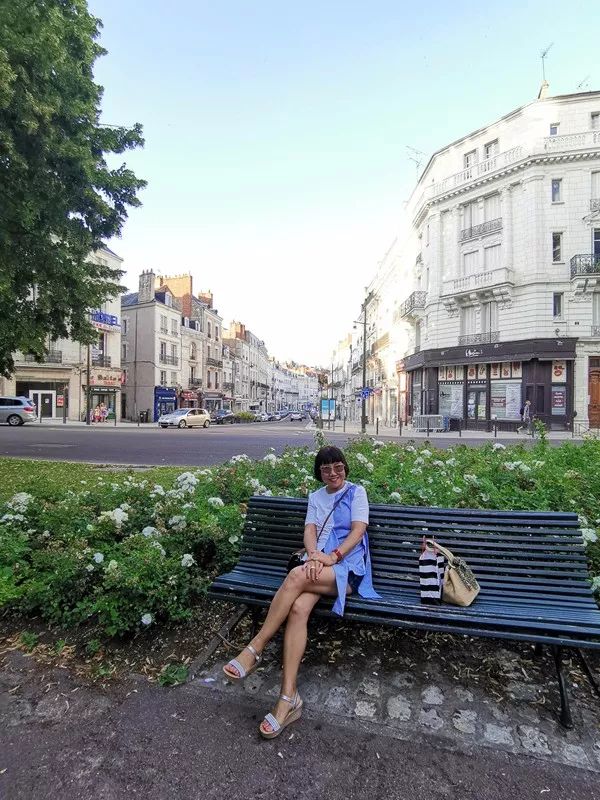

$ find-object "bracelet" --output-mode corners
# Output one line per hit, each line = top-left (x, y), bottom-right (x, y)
(333, 548), (343, 563)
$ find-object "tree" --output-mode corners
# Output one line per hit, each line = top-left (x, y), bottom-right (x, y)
(0, 0), (146, 376)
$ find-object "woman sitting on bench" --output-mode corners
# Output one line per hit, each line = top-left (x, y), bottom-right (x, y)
(223, 445), (380, 738)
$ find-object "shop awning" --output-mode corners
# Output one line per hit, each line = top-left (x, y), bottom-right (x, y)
(405, 338), (577, 370)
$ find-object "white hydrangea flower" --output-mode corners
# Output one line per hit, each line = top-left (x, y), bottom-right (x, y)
(372, 440), (385, 448)
(207, 497), (225, 508)
(98, 508), (129, 528)
(263, 453), (278, 464)
(355, 453), (369, 465)
(405, 445), (416, 453)
(492, 443), (506, 451)
(228, 534), (240, 544)
(446, 458), (457, 466)
(421, 449), (432, 458)
(86, 564), (94, 572)
(7, 492), (33, 513)
(247, 477), (261, 490)
(229, 454), (250, 464)
(180, 553), (195, 567)
(175, 472), (199, 494)
(452, 486), (462, 493)
(591, 576), (600, 594)
(120, 502), (131, 511)
(389, 491), (402, 502)
(168, 515), (187, 531)
(150, 484), (166, 497)
(141, 613), (153, 626)
(432, 460), (444, 467)
(150, 541), (166, 556)
(93, 552), (104, 564)
(581, 528), (598, 545)
(141, 526), (159, 538)
(464, 474), (479, 485)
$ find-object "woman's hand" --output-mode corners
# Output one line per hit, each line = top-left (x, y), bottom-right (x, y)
(303, 558), (323, 582)
(307, 550), (336, 567)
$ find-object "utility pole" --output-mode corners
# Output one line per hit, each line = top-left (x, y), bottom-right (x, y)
(356, 290), (375, 434)
(330, 358), (334, 429)
(85, 341), (91, 425)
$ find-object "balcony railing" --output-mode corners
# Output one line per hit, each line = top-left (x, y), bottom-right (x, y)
(571, 254), (600, 279)
(399, 291), (427, 318)
(441, 266), (514, 297)
(206, 357), (223, 367)
(459, 217), (502, 242)
(91, 355), (111, 367)
(591, 326), (600, 337)
(591, 198), (600, 213)
(222, 382), (234, 392)
(23, 351), (63, 364)
(428, 147), (524, 200)
(189, 378), (203, 388)
(458, 331), (500, 345)
(543, 130), (600, 152)
(159, 354), (178, 366)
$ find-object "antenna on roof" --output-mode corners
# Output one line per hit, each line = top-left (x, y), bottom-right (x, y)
(540, 42), (553, 81)
(576, 75), (590, 90)
(406, 145), (426, 176)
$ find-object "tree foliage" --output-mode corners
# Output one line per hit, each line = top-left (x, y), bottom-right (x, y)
(0, 0), (146, 375)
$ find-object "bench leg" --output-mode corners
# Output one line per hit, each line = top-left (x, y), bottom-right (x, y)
(552, 645), (574, 730)
(533, 642), (543, 658)
(574, 648), (600, 699)
(250, 606), (262, 638)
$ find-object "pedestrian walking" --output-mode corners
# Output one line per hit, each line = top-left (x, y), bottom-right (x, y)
(222, 445), (380, 738)
(517, 399), (532, 434)
(100, 402), (108, 423)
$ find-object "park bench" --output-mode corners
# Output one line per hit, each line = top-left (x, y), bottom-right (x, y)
(208, 496), (600, 728)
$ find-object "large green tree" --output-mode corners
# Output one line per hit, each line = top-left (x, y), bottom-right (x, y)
(0, 0), (146, 376)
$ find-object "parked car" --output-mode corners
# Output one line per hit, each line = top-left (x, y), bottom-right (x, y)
(289, 411), (306, 421)
(211, 409), (235, 424)
(158, 408), (211, 428)
(269, 412), (282, 421)
(0, 396), (37, 426)
(255, 412), (270, 422)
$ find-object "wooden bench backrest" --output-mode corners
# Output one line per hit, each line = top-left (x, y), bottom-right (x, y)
(242, 496), (592, 603)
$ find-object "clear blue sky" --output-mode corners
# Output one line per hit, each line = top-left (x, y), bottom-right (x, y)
(90, 0), (598, 366)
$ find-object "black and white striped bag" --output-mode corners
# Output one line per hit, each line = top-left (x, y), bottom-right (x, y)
(419, 537), (445, 604)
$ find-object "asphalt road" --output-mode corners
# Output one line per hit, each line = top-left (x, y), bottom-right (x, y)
(0, 422), (567, 466)
(2, 651), (598, 800)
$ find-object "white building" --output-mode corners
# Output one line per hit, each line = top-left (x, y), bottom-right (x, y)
(1, 246), (124, 421)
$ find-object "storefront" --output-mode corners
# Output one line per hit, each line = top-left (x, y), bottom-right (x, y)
(154, 387), (177, 421)
(16, 379), (70, 419)
(179, 390), (199, 409)
(86, 369), (123, 422)
(203, 392), (224, 413)
(406, 338), (576, 430)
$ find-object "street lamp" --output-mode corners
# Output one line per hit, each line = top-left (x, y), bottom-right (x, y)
(353, 290), (375, 434)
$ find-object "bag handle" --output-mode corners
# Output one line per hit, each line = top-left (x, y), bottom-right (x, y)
(425, 538), (456, 564)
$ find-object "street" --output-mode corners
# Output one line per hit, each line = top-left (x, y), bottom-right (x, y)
(0, 421), (570, 466)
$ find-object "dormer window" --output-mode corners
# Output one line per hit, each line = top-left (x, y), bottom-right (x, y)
(164, 292), (172, 307)
(549, 123), (560, 136)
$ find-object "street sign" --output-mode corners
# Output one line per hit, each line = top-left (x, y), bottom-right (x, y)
(320, 399), (336, 417)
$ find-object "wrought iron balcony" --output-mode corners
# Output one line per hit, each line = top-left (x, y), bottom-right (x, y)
(189, 378), (203, 387)
(571, 254), (600, 279)
(399, 291), (427, 318)
(459, 217), (502, 242)
(206, 357), (223, 367)
(591, 198), (600, 213)
(223, 381), (234, 392)
(458, 331), (500, 345)
(23, 351), (63, 364)
(92, 355), (111, 367)
(159, 354), (178, 366)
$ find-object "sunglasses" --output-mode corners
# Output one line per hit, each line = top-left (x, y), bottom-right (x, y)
(320, 463), (345, 475)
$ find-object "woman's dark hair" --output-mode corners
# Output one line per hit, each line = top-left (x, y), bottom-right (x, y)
(313, 446), (349, 481)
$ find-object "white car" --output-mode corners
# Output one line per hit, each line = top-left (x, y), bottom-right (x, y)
(289, 411), (305, 421)
(158, 408), (211, 429)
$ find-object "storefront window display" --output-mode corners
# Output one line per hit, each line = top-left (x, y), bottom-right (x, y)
(438, 383), (463, 417)
(490, 381), (521, 419)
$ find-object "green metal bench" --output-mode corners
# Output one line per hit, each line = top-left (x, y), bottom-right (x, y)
(209, 495), (600, 728)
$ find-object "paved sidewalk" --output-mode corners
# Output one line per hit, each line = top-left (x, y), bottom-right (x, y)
(2, 647), (599, 800)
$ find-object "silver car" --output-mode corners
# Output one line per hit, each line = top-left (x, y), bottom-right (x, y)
(158, 408), (211, 429)
(0, 396), (37, 426)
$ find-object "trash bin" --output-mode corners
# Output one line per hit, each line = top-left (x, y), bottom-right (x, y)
(139, 410), (149, 424)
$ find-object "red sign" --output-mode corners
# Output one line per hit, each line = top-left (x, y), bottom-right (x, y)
(56, 395), (64, 407)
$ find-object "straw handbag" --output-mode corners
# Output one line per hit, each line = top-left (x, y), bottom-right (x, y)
(425, 540), (480, 607)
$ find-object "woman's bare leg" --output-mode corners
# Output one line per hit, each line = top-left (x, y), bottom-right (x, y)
(224, 566), (337, 677)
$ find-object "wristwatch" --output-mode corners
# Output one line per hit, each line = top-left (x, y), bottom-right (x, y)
(333, 548), (343, 563)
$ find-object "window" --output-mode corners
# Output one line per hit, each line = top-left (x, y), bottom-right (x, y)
(483, 244), (501, 272)
(171, 371), (177, 384)
(207, 322), (212, 338)
(481, 301), (498, 333)
(460, 306), (477, 336)
(592, 172), (600, 201)
(483, 193), (500, 221)
(122, 318), (128, 336)
(463, 250), (480, 276)
(593, 293), (600, 325)
(215, 326), (219, 341)
(190, 343), (197, 360)
(551, 179), (562, 202)
(207, 371), (212, 389)
(164, 292), (172, 307)
(553, 292), (563, 319)
(549, 123), (560, 136)
(591, 113), (600, 131)
(552, 232), (563, 262)
(171, 319), (178, 336)
(160, 314), (168, 334)
(122, 369), (128, 384)
(121, 343), (127, 361)
(159, 341), (167, 358)
(160, 370), (167, 386)
(170, 344), (177, 359)
(484, 139), (499, 159)
(464, 149), (478, 169)
(190, 366), (195, 382)
(463, 200), (479, 228)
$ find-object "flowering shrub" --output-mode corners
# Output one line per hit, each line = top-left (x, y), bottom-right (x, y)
(1, 435), (599, 637)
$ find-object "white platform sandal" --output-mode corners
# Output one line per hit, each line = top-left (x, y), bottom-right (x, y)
(259, 692), (303, 739)
(222, 644), (262, 681)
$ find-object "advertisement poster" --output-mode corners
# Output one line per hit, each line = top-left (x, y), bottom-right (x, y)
(552, 360), (566, 383)
(505, 383), (522, 418)
(467, 364), (477, 380)
(551, 386), (566, 415)
(501, 363), (511, 378)
(446, 366), (455, 380)
(438, 366), (447, 380)
(477, 364), (486, 379)
(491, 363), (500, 379)
(320, 399), (336, 418)
(511, 362), (522, 378)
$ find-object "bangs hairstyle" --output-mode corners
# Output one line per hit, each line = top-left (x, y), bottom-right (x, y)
(313, 446), (349, 481)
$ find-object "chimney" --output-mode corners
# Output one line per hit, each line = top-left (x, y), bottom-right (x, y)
(537, 80), (550, 100)
(198, 290), (213, 308)
(138, 270), (156, 304)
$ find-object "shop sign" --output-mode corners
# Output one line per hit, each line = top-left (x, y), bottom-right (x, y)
(181, 391), (197, 400)
(552, 360), (566, 383)
(91, 310), (120, 330)
(89, 370), (121, 387)
(465, 348), (483, 358)
(56, 395), (64, 407)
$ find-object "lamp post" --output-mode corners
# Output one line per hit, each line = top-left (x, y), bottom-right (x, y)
(353, 290), (375, 434)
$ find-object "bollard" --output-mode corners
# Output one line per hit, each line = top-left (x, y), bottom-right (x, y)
(494, 421), (497, 438)
(458, 419), (462, 438)
(376, 418), (379, 435)
(426, 417), (430, 438)
(399, 419), (402, 438)
(343, 417), (346, 433)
